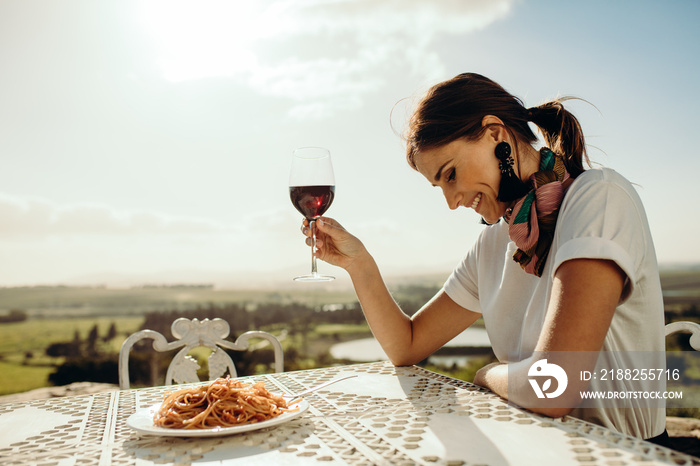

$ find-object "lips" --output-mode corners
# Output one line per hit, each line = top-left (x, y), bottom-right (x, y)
(470, 193), (482, 210)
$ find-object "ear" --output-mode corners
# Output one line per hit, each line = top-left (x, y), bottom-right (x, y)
(481, 115), (507, 143)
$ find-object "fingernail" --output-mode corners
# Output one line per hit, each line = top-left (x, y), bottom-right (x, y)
(318, 219), (324, 226)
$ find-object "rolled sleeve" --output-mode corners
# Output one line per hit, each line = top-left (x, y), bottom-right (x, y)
(551, 236), (636, 302)
(443, 269), (481, 313)
(551, 170), (649, 304)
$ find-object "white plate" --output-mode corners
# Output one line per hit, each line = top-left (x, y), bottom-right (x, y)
(126, 399), (309, 437)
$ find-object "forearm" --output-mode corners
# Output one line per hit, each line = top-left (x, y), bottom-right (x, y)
(346, 253), (415, 365)
(309, 217), (477, 366)
(474, 362), (509, 398)
(475, 360), (575, 418)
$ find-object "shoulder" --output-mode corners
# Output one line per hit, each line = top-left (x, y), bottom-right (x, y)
(554, 166), (650, 262)
(569, 167), (635, 192)
(564, 167), (644, 211)
(551, 169), (656, 303)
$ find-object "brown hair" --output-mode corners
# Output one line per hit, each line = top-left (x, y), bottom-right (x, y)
(405, 73), (589, 178)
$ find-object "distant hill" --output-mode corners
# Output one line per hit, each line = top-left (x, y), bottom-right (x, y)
(1, 264), (697, 319)
(0, 285), (358, 318)
(659, 263), (700, 290)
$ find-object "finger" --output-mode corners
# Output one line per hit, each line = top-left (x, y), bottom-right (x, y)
(316, 216), (341, 228)
(300, 218), (314, 237)
(316, 217), (344, 236)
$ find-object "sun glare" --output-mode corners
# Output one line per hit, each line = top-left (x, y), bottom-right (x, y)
(139, 0), (278, 82)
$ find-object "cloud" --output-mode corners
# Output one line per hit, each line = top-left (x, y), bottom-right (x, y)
(0, 194), (227, 239)
(139, 0), (513, 117)
(275, 0), (511, 36)
(252, 0), (514, 117)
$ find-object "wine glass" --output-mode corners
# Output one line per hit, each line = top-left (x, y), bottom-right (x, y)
(289, 147), (336, 282)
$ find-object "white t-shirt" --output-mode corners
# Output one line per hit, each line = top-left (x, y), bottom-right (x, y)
(443, 167), (666, 439)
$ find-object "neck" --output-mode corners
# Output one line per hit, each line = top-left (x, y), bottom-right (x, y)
(516, 143), (542, 181)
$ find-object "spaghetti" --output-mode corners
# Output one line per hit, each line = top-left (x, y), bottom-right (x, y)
(153, 377), (297, 429)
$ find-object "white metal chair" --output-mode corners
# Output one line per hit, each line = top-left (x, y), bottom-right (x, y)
(119, 317), (284, 389)
(665, 321), (700, 350)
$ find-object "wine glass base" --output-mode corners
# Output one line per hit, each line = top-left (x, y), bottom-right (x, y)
(293, 273), (335, 282)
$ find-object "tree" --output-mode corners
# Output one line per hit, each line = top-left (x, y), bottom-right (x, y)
(104, 322), (117, 342)
(87, 324), (99, 355)
(0, 309), (28, 323)
(45, 341), (81, 358)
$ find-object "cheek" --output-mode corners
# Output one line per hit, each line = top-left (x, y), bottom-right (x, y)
(468, 155), (501, 193)
(484, 196), (509, 221)
(485, 161), (503, 191)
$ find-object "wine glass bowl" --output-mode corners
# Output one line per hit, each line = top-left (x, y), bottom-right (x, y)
(289, 147), (336, 282)
(289, 185), (335, 220)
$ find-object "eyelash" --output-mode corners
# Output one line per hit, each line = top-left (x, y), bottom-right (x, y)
(447, 168), (456, 182)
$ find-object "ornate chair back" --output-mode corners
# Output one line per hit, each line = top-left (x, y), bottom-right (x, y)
(665, 321), (700, 350)
(118, 317), (284, 389)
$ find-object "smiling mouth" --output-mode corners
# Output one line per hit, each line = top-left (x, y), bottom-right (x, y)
(471, 193), (482, 210)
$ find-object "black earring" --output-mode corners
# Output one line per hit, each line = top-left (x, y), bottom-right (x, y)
(494, 141), (530, 202)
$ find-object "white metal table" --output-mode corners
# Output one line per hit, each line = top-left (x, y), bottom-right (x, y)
(0, 361), (697, 465)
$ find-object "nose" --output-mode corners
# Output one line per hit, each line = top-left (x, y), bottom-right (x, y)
(442, 187), (461, 210)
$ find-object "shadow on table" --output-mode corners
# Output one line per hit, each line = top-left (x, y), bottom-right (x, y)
(122, 417), (328, 464)
(396, 369), (514, 465)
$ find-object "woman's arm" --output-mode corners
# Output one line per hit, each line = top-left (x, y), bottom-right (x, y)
(305, 217), (481, 366)
(474, 258), (625, 417)
(349, 252), (481, 366)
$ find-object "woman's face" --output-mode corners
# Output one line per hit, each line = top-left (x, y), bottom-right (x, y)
(414, 134), (509, 224)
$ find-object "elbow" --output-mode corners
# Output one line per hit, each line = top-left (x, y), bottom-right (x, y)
(532, 405), (574, 419)
(387, 349), (425, 367)
(388, 355), (422, 367)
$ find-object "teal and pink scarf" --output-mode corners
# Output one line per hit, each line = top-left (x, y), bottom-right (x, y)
(503, 147), (572, 277)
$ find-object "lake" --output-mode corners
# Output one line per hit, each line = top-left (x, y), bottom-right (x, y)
(330, 326), (491, 366)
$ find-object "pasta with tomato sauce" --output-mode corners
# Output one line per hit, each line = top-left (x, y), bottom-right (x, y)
(153, 377), (297, 429)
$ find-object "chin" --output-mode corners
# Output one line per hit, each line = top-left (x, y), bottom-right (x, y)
(480, 216), (501, 225)
(480, 209), (502, 225)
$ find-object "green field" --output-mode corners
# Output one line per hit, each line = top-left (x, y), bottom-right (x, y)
(0, 316), (143, 395)
(0, 313), (375, 396)
(0, 284), (384, 396)
(0, 361), (55, 394)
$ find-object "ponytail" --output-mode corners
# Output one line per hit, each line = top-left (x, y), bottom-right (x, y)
(527, 99), (589, 178)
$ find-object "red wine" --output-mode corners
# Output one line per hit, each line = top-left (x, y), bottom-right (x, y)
(290, 185), (335, 219)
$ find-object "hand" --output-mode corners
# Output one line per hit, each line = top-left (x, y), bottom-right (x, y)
(301, 217), (367, 271)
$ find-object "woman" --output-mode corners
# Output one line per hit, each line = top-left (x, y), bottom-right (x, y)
(301, 73), (667, 442)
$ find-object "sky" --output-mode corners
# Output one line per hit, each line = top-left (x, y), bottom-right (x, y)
(0, 0), (699, 288)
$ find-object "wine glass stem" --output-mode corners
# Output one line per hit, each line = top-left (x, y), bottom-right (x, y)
(310, 219), (318, 275)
